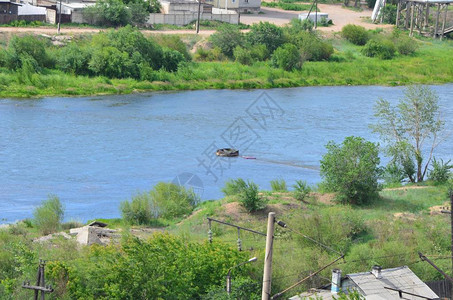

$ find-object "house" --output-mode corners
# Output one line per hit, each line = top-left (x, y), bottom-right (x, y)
(206, 0), (260, 13)
(291, 266), (440, 300)
(0, 0), (21, 16)
(148, 0), (238, 25)
(0, 0), (48, 23)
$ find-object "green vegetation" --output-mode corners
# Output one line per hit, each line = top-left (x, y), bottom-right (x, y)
(33, 195), (64, 235)
(121, 182), (199, 225)
(429, 158), (452, 185)
(270, 179), (288, 192)
(222, 178), (248, 196)
(293, 180), (311, 202)
(320, 136), (381, 204)
(362, 38), (396, 59)
(240, 181), (267, 212)
(0, 25), (452, 98)
(372, 85), (445, 183)
(261, 1), (314, 11)
(1, 180), (453, 299)
(341, 24), (369, 45)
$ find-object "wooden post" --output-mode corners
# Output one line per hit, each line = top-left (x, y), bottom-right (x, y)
(440, 4), (448, 40)
(405, 1), (411, 29)
(418, 3), (423, 34)
(434, 3), (440, 37)
(261, 212), (275, 300)
(22, 260), (53, 300)
(424, 3), (429, 29)
(396, 0), (401, 27)
(410, 2), (415, 36)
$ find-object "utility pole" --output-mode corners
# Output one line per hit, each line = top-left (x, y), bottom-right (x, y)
(440, 191), (453, 299)
(22, 260), (54, 300)
(262, 212), (275, 300)
(196, 0), (202, 34)
(57, 0), (62, 34)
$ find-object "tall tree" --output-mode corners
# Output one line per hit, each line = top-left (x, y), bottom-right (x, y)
(372, 85), (445, 183)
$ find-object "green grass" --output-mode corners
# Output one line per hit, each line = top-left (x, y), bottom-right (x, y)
(0, 37), (452, 98)
(262, 1), (314, 11)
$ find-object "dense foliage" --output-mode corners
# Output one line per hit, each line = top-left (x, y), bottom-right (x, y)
(240, 181), (267, 212)
(341, 24), (369, 45)
(121, 182), (199, 224)
(33, 195), (64, 235)
(320, 136), (381, 204)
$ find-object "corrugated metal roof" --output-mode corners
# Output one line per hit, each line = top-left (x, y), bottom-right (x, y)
(347, 266), (440, 300)
(290, 266), (440, 300)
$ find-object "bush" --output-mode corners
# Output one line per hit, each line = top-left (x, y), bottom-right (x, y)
(366, 0), (376, 8)
(33, 195), (64, 235)
(341, 24), (369, 45)
(154, 35), (191, 61)
(362, 39), (395, 59)
(293, 180), (311, 202)
(395, 35), (418, 55)
(270, 179), (287, 192)
(271, 43), (304, 71)
(120, 192), (157, 225)
(5, 35), (53, 71)
(320, 136), (381, 205)
(298, 33), (334, 61)
(233, 46), (253, 65)
(85, 0), (131, 26)
(429, 158), (452, 185)
(121, 182), (199, 224)
(247, 22), (285, 54)
(210, 24), (244, 58)
(161, 47), (185, 72)
(193, 47), (225, 61)
(240, 181), (267, 212)
(222, 178), (247, 196)
(56, 43), (91, 75)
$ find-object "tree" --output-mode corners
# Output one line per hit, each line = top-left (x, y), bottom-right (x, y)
(372, 85), (445, 182)
(247, 22), (285, 55)
(320, 136), (381, 205)
(210, 24), (244, 58)
(271, 43), (304, 71)
(33, 195), (64, 235)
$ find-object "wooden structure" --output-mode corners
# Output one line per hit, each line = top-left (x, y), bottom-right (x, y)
(396, 0), (453, 39)
(22, 260), (54, 300)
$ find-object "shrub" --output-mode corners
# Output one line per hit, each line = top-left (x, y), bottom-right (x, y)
(57, 43), (91, 75)
(193, 47), (225, 61)
(247, 22), (285, 54)
(366, 0), (376, 8)
(270, 179), (287, 192)
(293, 180), (311, 202)
(429, 158), (452, 185)
(154, 35), (191, 61)
(298, 33), (334, 61)
(150, 182), (199, 219)
(5, 35), (53, 70)
(161, 47), (185, 72)
(271, 43), (304, 71)
(210, 24), (244, 58)
(85, 0), (131, 26)
(222, 178), (247, 196)
(362, 39), (395, 59)
(233, 46), (253, 65)
(341, 24), (369, 45)
(240, 181), (267, 212)
(120, 192), (157, 225)
(249, 43), (268, 61)
(320, 136), (381, 205)
(33, 195), (64, 235)
(395, 35), (418, 55)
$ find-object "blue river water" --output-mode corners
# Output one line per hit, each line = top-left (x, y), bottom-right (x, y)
(1, 85), (452, 223)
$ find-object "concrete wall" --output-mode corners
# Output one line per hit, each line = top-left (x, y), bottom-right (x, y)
(209, 0), (260, 12)
(147, 11), (238, 25)
(46, 8), (55, 24)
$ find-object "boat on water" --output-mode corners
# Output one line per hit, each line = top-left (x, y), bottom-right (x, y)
(216, 148), (239, 157)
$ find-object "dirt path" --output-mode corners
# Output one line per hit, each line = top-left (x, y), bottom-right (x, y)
(0, 4), (392, 38)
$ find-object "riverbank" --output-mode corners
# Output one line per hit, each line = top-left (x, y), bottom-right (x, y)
(0, 34), (452, 98)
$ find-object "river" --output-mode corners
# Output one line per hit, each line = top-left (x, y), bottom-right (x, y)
(1, 85), (452, 223)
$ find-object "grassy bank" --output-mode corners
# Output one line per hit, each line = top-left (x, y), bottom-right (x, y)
(1, 183), (452, 299)
(0, 33), (452, 98)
